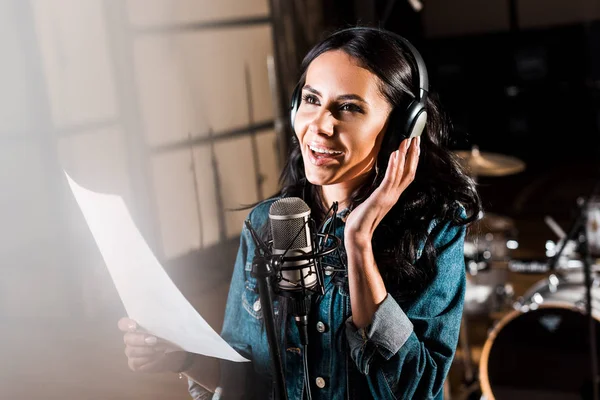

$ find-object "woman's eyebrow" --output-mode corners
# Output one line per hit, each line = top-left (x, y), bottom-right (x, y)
(303, 85), (368, 104)
(337, 94), (368, 104)
(303, 85), (322, 96)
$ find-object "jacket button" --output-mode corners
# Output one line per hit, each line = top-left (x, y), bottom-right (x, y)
(316, 321), (326, 333)
(253, 300), (261, 312)
(315, 377), (326, 389)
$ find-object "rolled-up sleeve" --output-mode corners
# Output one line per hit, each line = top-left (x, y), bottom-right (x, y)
(346, 294), (414, 374)
(345, 215), (467, 400)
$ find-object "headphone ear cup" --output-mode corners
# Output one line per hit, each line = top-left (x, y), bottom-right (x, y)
(404, 100), (428, 139)
(289, 83), (302, 130)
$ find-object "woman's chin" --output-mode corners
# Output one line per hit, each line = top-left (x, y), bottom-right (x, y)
(304, 170), (338, 186)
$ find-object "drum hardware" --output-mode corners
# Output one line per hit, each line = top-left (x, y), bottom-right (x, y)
(464, 267), (515, 317)
(464, 211), (518, 317)
(507, 257), (599, 274)
(508, 259), (549, 274)
(545, 215), (567, 242)
(465, 212), (518, 263)
(479, 184), (600, 400)
(495, 282), (515, 309)
(587, 197), (600, 258)
(544, 214), (585, 270)
(466, 259), (489, 276)
(547, 188), (600, 400)
(511, 273), (562, 313)
(450, 316), (483, 400)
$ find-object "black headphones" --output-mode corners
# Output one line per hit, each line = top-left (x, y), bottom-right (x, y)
(289, 27), (429, 143)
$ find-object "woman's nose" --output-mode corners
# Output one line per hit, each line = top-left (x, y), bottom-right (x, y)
(308, 110), (334, 136)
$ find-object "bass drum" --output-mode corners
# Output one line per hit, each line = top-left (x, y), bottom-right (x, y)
(479, 272), (600, 400)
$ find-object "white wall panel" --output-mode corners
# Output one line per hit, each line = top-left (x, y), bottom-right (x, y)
(31, 0), (117, 129)
(255, 130), (280, 199)
(57, 127), (133, 204)
(0, 141), (55, 257)
(127, 0), (269, 27)
(133, 26), (274, 147)
(151, 149), (201, 258)
(0, 240), (73, 318)
(192, 145), (221, 249)
(132, 35), (210, 147)
(0, 2), (36, 136)
(214, 136), (260, 238)
(0, 140), (71, 318)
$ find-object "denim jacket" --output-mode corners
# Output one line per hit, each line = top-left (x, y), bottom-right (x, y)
(189, 198), (466, 400)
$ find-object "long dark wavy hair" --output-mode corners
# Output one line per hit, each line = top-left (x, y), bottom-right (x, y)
(265, 26), (481, 298)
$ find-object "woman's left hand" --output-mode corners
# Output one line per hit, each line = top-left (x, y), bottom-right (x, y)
(345, 136), (421, 246)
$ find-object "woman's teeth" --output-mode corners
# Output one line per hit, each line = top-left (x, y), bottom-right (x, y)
(308, 145), (342, 155)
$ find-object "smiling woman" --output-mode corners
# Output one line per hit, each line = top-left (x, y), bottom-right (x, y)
(294, 50), (392, 200)
(118, 26), (482, 400)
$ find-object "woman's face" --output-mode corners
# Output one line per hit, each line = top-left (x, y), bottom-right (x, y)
(294, 50), (392, 189)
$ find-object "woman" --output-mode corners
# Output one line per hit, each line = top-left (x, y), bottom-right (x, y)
(119, 26), (481, 399)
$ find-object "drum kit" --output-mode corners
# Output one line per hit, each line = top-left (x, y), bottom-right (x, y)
(457, 146), (525, 318)
(451, 146), (600, 400)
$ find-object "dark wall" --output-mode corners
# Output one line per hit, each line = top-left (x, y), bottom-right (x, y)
(422, 22), (600, 247)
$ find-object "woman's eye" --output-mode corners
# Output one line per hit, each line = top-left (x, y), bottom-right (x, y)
(302, 94), (319, 105)
(340, 103), (363, 113)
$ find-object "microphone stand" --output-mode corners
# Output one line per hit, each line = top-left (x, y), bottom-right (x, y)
(243, 202), (342, 400)
(252, 252), (288, 400)
(246, 221), (288, 400)
(547, 181), (600, 400)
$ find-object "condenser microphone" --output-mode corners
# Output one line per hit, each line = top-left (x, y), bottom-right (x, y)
(269, 197), (319, 346)
(269, 197), (318, 292)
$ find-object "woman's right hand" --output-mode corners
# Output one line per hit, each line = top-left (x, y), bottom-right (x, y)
(118, 317), (190, 373)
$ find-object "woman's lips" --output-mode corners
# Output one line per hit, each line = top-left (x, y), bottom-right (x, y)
(306, 145), (344, 166)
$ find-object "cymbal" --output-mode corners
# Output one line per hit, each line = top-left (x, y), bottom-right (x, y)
(454, 146), (526, 177)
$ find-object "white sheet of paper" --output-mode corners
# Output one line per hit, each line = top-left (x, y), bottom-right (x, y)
(65, 171), (247, 362)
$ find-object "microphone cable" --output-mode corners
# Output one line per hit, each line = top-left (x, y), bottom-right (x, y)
(303, 344), (312, 400)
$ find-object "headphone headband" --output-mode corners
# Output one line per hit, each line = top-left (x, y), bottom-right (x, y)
(333, 27), (429, 102)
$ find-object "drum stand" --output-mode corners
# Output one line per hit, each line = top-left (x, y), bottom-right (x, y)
(459, 316), (481, 399)
(548, 182), (600, 400)
(448, 316), (481, 400)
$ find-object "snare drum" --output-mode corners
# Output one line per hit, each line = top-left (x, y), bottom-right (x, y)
(479, 272), (600, 400)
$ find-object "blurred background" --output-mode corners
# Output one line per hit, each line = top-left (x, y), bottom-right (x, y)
(1, 0), (599, 399)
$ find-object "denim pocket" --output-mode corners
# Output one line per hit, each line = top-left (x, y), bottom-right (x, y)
(242, 278), (263, 320)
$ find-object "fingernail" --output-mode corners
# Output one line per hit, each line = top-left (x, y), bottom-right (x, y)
(407, 138), (413, 148)
(127, 322), (137, 331)
(395, 150), (400, 160)
(145, 336), (157, 345)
